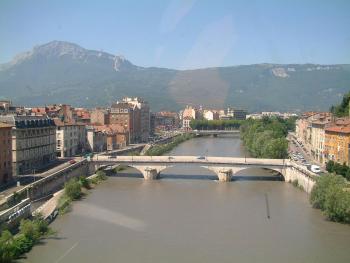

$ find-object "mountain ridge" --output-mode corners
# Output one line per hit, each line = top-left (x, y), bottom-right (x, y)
(0, 41), (349, 112)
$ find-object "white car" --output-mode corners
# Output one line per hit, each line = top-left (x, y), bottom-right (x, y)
(310, 165), (321, 174)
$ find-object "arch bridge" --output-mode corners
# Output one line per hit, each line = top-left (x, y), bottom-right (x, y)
(92, 155), (316, 193)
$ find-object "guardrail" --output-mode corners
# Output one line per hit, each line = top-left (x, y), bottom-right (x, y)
(0, 198), (31, 224)
(3, 159), (88, 206)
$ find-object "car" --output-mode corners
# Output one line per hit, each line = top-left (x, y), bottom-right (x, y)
(108, 156), (117, 159)
(69, 159), (76, 164)
(310, 165), (321, 174)
(196, 156), (205, 160)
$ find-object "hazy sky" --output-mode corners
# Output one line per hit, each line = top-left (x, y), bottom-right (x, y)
(1, 0), (349, 69)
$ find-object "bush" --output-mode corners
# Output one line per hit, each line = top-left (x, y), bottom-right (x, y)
(310, 174), (345, 210)
(12, 234), (33, 256)
(0, 215), (54, 261)
(19, 219), (40, 242)
(0, 230), (15, 263)
(310, 174), (350, 223)
(58, 195), (71, 215)
(96, 170), (107, 181)
(64, 178), (82, 200)
(324, 186), (350, 223)
(79, 176), (91, 189)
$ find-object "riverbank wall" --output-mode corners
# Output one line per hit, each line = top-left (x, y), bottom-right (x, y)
(0, 160), (96, 221)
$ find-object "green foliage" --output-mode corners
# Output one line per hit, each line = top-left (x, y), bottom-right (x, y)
(330, 91), (350, 117)
(64, 178), (82, 200)
(58, 194), (71, 215)
(240, 117), (289, 159)
(0, 216), (54, 261)
(146, 134), (194, 156)
(310, 174), (350, 223)
(189, 119), (243, 130)
(79, 176), (91, 189)
(326, 160), (350, 181)
(0, 230), (14, 263)
(95, 170), (107, 181)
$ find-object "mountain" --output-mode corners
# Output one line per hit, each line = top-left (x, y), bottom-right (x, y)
(0, 40), (349, 112)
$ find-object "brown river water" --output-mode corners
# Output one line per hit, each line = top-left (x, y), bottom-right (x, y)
(22, 135), (350, 263)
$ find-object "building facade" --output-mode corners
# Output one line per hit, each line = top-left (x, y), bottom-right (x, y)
(0, 123), (12, 184)
(86, 126), (107, 152)
(54, 119), (86, 157)
(0, 116), (56, 176)
(310, 116), (332, 164)
(109, 102), (137, 143)
(91, 108), (110, 125)
(123, 97), (150, 142)
(227, 108), (247, 120)
(324, 125), (350, 165)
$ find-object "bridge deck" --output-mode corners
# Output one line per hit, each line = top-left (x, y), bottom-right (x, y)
(95, 155), (288, 167)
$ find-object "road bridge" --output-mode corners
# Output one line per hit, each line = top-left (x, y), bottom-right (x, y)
(92, 155), (316, 193)
(188, 130), (240, 136)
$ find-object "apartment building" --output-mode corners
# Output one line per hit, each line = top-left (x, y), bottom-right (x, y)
(91, 108), (110, 125)
(109, 102), (138, 143)
(123, 97), (150, 142)
(54, 119), (86, 157)
(0, 123), (12, 184)
(310, 115), (332, 163)
(0, 115), (56, 176)
(86, 126), (107, 152)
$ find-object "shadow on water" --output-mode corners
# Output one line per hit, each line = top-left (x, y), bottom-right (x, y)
(233, 175), (283, 181)
(110, 173), (283, 181)
(160, 174), (218, 180)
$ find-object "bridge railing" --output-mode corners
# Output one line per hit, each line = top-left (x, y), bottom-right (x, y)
(93, 155), (287, 166)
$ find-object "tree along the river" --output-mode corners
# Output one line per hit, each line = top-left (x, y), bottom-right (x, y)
(240, 117), (290, 159)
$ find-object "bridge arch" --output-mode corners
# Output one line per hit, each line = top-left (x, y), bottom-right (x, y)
(232, 166), (285, 181)
(159, 164), (218, 180)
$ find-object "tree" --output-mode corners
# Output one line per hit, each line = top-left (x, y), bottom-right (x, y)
(330, 91), (350, 117)
(0, 230), (15, 263)
(326, 161), (335, 173)
(324, 185), (350, 223)
(310, 174), (346, 210)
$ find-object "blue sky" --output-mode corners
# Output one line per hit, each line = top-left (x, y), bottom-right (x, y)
(0, 0), (349, 69)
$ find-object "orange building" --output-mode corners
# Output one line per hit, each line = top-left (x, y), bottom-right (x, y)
(0, 123), (13, 185)
(324, 123), (350, 165)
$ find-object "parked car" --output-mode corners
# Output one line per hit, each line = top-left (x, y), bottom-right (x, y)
(69, 159), (76, 164)
(308, 165), (321, 174)
(197, 156), (205, 160)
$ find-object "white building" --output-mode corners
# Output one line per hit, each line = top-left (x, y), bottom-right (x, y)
(86, 126), (107, 152)
(54, 119), (86, 157)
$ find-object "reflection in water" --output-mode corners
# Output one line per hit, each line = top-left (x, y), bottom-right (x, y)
(75, 203), (146, 231)
(23, 136), (350, 263)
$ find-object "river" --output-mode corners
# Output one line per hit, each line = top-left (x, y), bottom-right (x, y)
(22, 135), (350, 263)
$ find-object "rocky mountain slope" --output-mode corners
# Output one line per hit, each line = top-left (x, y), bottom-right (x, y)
(0, 41), (349, 112)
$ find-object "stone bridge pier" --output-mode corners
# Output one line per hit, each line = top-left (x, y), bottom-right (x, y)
(129, 165), (171, 180)
(204, 166), (235, 182)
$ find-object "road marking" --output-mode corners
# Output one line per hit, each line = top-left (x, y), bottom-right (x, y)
(54, 241), (79, 263)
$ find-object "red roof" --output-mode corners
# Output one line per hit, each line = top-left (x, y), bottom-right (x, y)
(325, 125), (350, 134)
